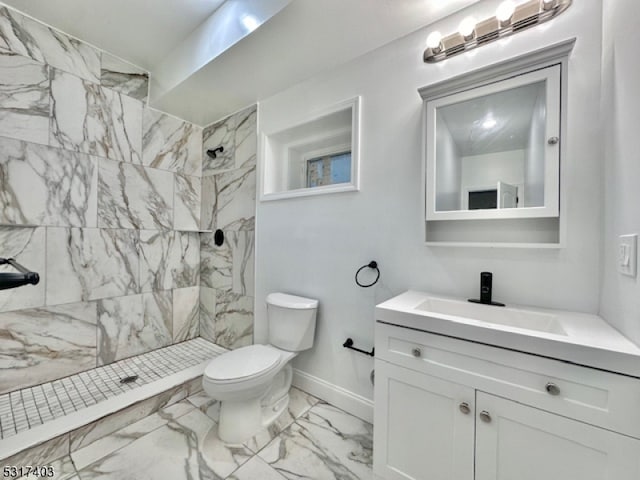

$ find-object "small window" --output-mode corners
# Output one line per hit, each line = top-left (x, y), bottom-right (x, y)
(306, 151), (352, 188)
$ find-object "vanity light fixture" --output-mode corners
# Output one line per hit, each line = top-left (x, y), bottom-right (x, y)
(423, 0), (572, 63)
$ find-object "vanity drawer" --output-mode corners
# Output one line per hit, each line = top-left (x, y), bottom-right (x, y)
(376, 321), (640, 439)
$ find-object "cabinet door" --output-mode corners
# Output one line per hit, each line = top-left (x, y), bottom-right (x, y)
(475, 392), (640, 480)
(373, 360), (475, 480)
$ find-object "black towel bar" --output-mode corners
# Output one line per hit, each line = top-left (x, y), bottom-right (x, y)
(343, 338), (375, 357)
(0, 258), (40, 291)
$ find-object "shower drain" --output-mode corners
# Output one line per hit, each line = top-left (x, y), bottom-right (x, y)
(119, 375), (139, 384)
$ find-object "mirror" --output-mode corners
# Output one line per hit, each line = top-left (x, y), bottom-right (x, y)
(260, 97), (360, 201)
(424, 65), (561, 221)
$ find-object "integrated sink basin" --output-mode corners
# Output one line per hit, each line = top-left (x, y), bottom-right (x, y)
(375, 290), (640, 378)
(415, 297), (567, 336)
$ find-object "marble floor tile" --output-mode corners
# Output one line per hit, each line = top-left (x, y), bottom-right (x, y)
(69, 377), (204, 451)
(257, 403), (373, 480)
(15, 386), (369, 480)
(227, 455), (287, 480)
(186, 391), (216, 411)
(72, 400), (194, 470)
(1, 433), (69, 470)
(75, 408), (252, 480)
(244, 388), (320, 453)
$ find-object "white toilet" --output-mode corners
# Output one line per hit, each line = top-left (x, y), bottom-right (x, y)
(202, 292), (318, 444)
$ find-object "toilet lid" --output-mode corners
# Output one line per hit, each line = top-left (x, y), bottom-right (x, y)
(205, 345), (281, 382)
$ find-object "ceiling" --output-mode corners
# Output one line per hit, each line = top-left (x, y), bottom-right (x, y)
(439, 82), (544, 157)
(2, 0), (483, 125)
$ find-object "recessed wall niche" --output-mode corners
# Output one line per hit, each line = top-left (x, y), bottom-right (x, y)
(260, 97), (361, 201)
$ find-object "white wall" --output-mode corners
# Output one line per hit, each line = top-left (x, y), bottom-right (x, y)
(524, 91), (546, 207)
(460, 149), (525, 208)
(599, 0), (640, 345)
(255, 0), (604, 410)
(435, 117), (462, 211)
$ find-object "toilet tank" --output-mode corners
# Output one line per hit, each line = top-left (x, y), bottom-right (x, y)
(266, 293), (318, 352)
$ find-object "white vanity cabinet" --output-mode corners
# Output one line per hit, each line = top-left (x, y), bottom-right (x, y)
(474, 392), (640, 480)
(374, 361), (475, 479)
(373, 321), (640, 480)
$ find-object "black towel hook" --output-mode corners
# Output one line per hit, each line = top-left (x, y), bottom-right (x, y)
(355, 260), (380, 288)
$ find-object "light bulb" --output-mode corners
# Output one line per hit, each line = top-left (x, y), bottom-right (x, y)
(426, 31), (443, 52)
(496, 1), (516, 25)
(459, 17), (476, 40)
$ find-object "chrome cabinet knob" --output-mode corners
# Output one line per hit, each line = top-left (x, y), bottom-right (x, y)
(548, 136), (560, 145)
(479, 410), (492, 423)
(411, 347), (422, 358)
(545, 382), (561, 396)
(459, 402), (471, 415)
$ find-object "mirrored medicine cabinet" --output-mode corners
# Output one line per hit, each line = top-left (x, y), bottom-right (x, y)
(419, 39), (575, 247)
(260, 97), (361, 201)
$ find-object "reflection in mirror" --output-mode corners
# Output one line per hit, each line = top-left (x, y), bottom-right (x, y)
(435, 80), (546, 212)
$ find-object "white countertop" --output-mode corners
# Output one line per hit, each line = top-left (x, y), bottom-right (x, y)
(375, 290), (640, 378)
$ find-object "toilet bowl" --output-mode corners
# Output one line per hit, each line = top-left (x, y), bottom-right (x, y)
(202, 293), (318, 444)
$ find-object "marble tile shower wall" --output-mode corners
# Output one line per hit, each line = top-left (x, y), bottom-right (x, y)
(200, 105), (257, 350)
(0, 5), (204, 395)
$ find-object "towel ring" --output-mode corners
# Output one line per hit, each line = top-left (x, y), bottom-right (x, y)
(355, 261), (380, 288)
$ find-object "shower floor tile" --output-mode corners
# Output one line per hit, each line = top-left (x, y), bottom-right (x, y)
(0, 338), (221, 440)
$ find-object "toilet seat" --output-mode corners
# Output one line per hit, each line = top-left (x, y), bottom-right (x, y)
(204, 345), (282, 384)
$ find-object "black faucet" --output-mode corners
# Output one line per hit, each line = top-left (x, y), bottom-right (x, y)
(468, 272), (505, 307)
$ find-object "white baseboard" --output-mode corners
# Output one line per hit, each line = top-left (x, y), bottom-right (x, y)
(292, 369), (373, 423)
